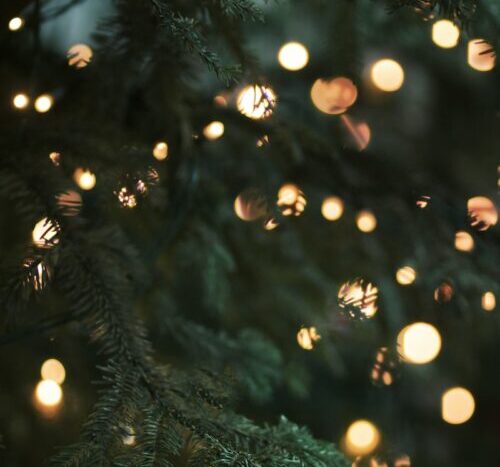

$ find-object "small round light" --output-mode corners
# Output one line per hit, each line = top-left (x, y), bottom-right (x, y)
(13, 93), (29, 109)
(321, 196), (344, 221)
(153, 141), (168, 160)
(345, 419), (380, 456)
(34, 94), (53, 113)
(35, 380), (62, 407)
(455, 231), (474, 252)
(41, 359), (66, 384)
(73, 168), (96, 190)
(277, 183), (307, 217)
(67, 43), (93, 69)
(370, 59), (405, 92)
(432, 20), (460, 48)
(356, 210), (377, 233)
(397, 322), (441, 364)
(396, 266), (417, 285)
(234, 189), (267, 221)
(32, 217), (59, 248)
(310, 77), (357, 115)
(203, 121), (224, 140)
(8, 17), (24, 31)
(442, 387), (475, 425)
(278, 41), (309, 71)
(237, 84), (276, 120)
(468, 39), (495, 72)
(482, 291), (496, 311)
(467, 196), (497, 231)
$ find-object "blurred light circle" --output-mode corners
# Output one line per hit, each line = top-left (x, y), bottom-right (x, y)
(35, 380), (62, 407)
(356, 210), (377, 233)
(442, 387), (475, 424)
(153, 141), (168, 160)
(310, 77), (357, 115)
(468, 39), (495, 72)
(467, 196), (497, 231)
(432, 20), (460, 48)
(481, 291), (496, 311)
(237, 84), (276, 120)
(41, 359), (66, 384)
(34, 94), (53, 113)
(397, 322), (441, 364)
(67, 44), (93, 68)
(340, 115), (371, 151)
(454, 230), (474, 252)
(370, 59), (405, 92)
(278, 41), (309, 71)
(203, 121), (224, 140)
(345, 419), (380, 456)
(321, 196), (344, 221)
(234, 189), (267, 221)
(13, 93), (29, 109)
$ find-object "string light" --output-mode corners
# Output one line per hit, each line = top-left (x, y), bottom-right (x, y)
(442, 387), (475, 425)
(321, 196), (344, 221)
(153, 141), (168, 160)
(296, 327), (321, 350)
(454, 231), (474, 252)
(41, 359), (66, 384)
(468, 39), (495, 71)
(338, 279), (378, 320)
(67, 44), (93, 68)
(481, 291), (496, 311)
(370, 347), (398, 387)
(34, 94), (54, 113)
(73, 168), (96, 190)
(234, 189), (267, 221)
(467, 196), (497, 231)
(432, 20), (460, 48)
(35, 379), (63, 407)
(117, 186), (137, 208)
(278, 41), (309, 71)
(32, 217), (59, 248)
(13, 93), (29, 109)
(344, 419), (380, 456)
(203, 121), (224, 140)
(237, 84), (276, 120)
(310, 77), (357, 115)
(395, 266), (416, 285)
(370, 59), (405, 92)
(397, 322), (441, 364)
(8, 17), (24, 31)
(356, 210), (377, 233)
(416, 195), (431, 208)
(277, 183), (307, 216)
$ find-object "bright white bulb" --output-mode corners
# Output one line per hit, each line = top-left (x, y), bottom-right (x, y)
(34, 94), (53, 113)
(370, 59), (405, 92)
(278, 42), (309, 71)
(442, 387), (475, 424)
(432, 20), (460, 48)
(13, 93), (29, 109)
(398, 322), (441, 364)
(74, 168), (96, 190)
(203, 121), (224, 140)
(35, 380), (62, 407)
(8, 17), (24, 31)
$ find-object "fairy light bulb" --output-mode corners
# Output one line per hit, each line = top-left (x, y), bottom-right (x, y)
(73, 168), (96, 190)
(432, 20), (460, 48)
(13, 93), (29, 109)
(278, 41), (309, 71)
(356, 210), (377, 233)
(442, 387), (475, 425)
(397, 322), (441, 364)
(370, 59), (405, 92)
(296, 327), (321, 350)
(153, 141), (168, 160)
(455, 231), (474, 252)
(203, 121), (224, 140)
(34, 94), (53, 113)
(8, 17), (24, 31)
(35, 380), (62, 407)
(41, 359), (66, 384)
(310, 77), (357, 115)
(468, 39), (495, 72)
(67, 44), (93, 68)
(467, 196), (497, 231)
(345, 420), (380, 456)
(481, 291), (496, 311)
(321, 196), (344, 221)
(32, 217), (59, 248)
(237, 84), (276, 120)
(396, 266), (416, 285)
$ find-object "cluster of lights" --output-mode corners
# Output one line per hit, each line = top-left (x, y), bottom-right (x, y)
(370, 347), (398, 387)
(74, 168), (97, 190)
(35, 359), (66, 414)
(344, 419), (380, 456)
(397, 322), (441, 364)
(356, 210), (377, 233)
(338, 279), (379, 320)
(395, 266), (417, 285)
(277, 183), (307, 217)
(296, 326), (321, 350)
(203, 121), (224, 140)
(12, 93), (54, 113)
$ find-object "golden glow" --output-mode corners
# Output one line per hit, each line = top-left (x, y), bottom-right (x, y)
(345, 420), (380, 456)
(67, 44), (93, 68)
(41, 359), (66, 384)
(203, 121), (224, 140)
(467, 196), (497, 231)
(296, 327), (321, 350)
(234, 189), (267, 221)
(468, 39), (495, 72)
(32, 217), (59, 248)
(370, 59), (405, 92)
(117, 187), (137, 208)
(454, 230), (474, 252)
(310, 77), (357, 115)
(340, 115), (371, 151)
(73, 168), (96, 190)
(338, 279), (378, 319)
(356, 210), (377, 233)
(34, 94), (53, 113)
(8, 17), (24, 31)
(49, 151), (61, 166)
(432, 20), (460, 48)
(321, 196), (344, 221)
(442, 387), (475, 425)
(237, 84), (276, 120)
(278, 41), (309, 71)
(396, 266), (416, 285)
(397, 322), (441, 364)
(482, 291), (496, 311)
(263, 217), (279, 231)
(277, 183), (307, 217)
(153, 141), (168, 160)
(35, 379), (62, 407)
(13, 93), (29, 109)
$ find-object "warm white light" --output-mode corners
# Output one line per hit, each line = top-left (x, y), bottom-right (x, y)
(203, 121), (224, 140)
(8, 17), (24, 31)
(356, 210), (377, 233)
(277, 183), (307, 217)
(41, 359), (66, 384)
(467, 196), (497, 231)
(49, 151), (61, 166)
(345, 420), (380, 456)
(338, 279), (378, 319)
(432, 20), (460, 48)
(370, 59), (405, 92)
(321, 196), (344, 221)
(278, 42), (309, 71)
(398, 322), (441, 364)
(396, 266), (416, 285)
(237, 84), (276, 120)
(442, 387), (475, 425)
(13, 93), (29, 109)
(74, 168), (96, 190)
(234, 190), (267, 221)
(153, 141), (168, 160)
(296, 327), (321, 350)
(310, 77), (357, 115)
(35, 380), (62, 407)
(34, 94), (53, 113)
(32, 217), (59, 248)
(482, 291), (496, 311)
(455, 231), (474, 252)
(468, 39), (495, 72)
(67, 44), (93, 68)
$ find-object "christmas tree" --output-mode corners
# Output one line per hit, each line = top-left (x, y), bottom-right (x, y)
(1, 0), (499, 465)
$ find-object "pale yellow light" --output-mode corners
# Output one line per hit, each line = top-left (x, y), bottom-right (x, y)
(277, 183), (307, 216)
(34, 94), (53, 113)
(32, 217), (59, 248)
(432, 20), (460, 48)
(396, 266), (416, 285)
(8, 17), (24, 31)
(278, 42), (309, 71)
(237, 84), (276, 120)
(234, 190), (267, 221)
(321, 196), (344, 221)
(297, 327), (321, 350)
(203, 121), (224, 140)
(345, 419), (380, 456)
(153, 141), (168, 160)
(467, 196), (498, 231)
(398, 322), (441, 364)
(356, 210), (377, 233)
(35, 379), (62, 407)
(67, 43), (93, 69)
(310, 77), (357, 115)
(442, 387), (475, 425)
(468, 39), (495, 72)
(73, 168), (96, 190)
(454, 230), (474, 252)
(482, 291), (496, 311)
(41, 359), (66, 384)
(13, 93), (29, 109)
(370, 59), (405, 92)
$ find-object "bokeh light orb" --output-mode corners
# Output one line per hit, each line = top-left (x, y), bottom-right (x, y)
(153, 141), (168, 160)
(356, 210), (377, 233)
(338, 279), (378, 320)
(203, 121), (224, 140)
(321, 196), (344, 221)
(481, 291), (496, 311)
(340, 115), (371, 151)
(345, 419), (380, 456)
(67, 44), (93, 68)
(370, 59), (405, 92)
(73, 168), (96, 190)
(310, 77), (357, 115)
(237, 84), (276, 120)
(32, 217), (59, 248)
(296, 326), (321, 350)
(397, 322), (441, 364)
(35, 380), (62, 407)
(434, 281), (454, 303)
(455, 230), (474, 252)
(396, 266), (417, 285)
(8, 17), (24, 31)
(56, 190), (82, 216)
(277, 183), (307, 217)
(467, 196), (497, 231)
(41, 359), (66, 384)
(432, 20), (460, 48)
(468, 39), (495, 72)
(442, 387), (475, 425)
(278, 41), (309, 71)
(234, 189), (267, 221)
(13, 93), (29, 109)
(34, 94), (53, 113)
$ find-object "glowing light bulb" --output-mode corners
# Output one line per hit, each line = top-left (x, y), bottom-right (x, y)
(321, 196), (344, 221)
(203, 121), (224, 140)
(356, 210), (377, 233)
(8, 17), (24, 31)
(397, 322), (441, 364)
(468, 39), (495, 72)
(41, 359), (66, 384)
(482, 291), (496, 311)
(432, 20), (460, 48)
(454, 231), (474, 252)
(73, 168), (96, 190)
(278, 42), (309, 71)
(34, 94), (53, 113)
(35, 380), (62, 407)
(296, 327), (321, 350)
(396, 266), (416, 285)
(13, 93), (29, 109)
(370, 59), (405, 92)
(237, 84), (276, 120)
(345, 420), (380, 456)
(32, 217), (59, 248)
(153, 141), (168, 160)
(234, 189), (267, 221)
(310, 77), (357, 115)
(442, 387), (475, 424)
(277, 183), (306, 217)
(67, 44), (93, 68)
(467, 196), (497, 231)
